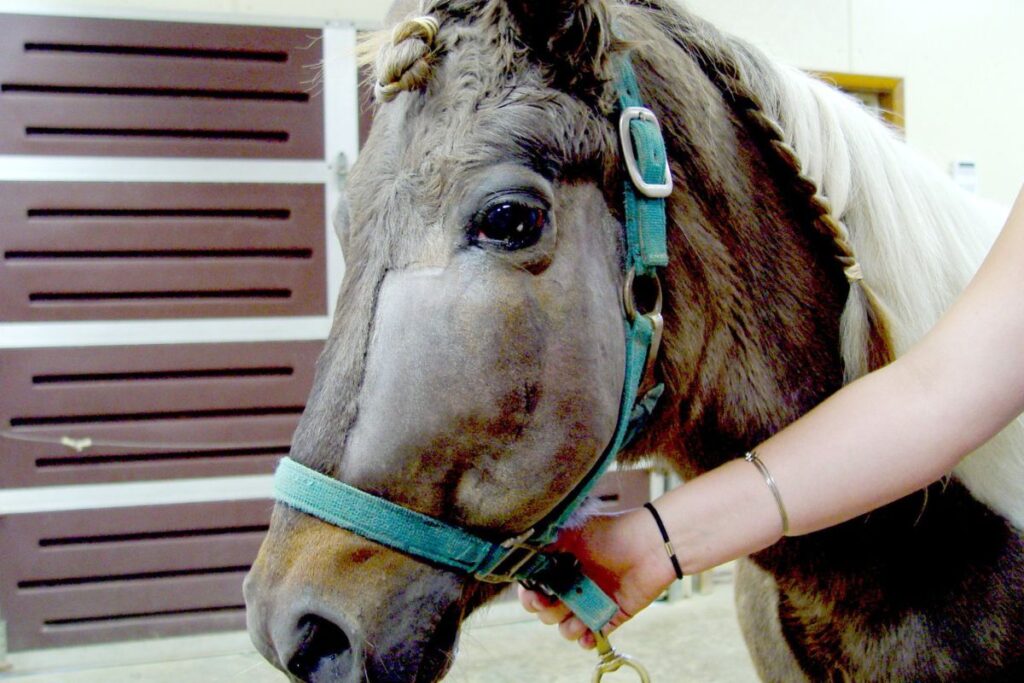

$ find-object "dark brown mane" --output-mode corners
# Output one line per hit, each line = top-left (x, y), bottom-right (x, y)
(595, 4), (854, 474)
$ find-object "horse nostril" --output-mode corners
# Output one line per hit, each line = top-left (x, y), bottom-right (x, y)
(286, 613), (353, 681)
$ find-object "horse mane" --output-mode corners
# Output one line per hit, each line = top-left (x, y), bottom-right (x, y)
(618, 1), (1024, 529)
(729, 54), (1003, 365)
(755, 60), (1024, 530)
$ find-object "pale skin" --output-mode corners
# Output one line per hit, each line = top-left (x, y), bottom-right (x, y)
(520, 187), (1024, 649)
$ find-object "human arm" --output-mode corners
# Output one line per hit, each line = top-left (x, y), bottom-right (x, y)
(521, 187), (1024, 646)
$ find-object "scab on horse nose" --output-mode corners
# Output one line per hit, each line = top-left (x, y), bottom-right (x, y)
(282, 613), (359, 683)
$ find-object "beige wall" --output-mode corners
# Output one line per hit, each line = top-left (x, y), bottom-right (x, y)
(683, 0), (1023, 205)
(3, 0), (1020, 203)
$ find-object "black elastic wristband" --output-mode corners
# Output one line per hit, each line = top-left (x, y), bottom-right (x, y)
(644, 502), (684, 581)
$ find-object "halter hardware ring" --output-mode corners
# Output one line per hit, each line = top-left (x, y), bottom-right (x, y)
(623, 268), (663, 324)
(619, 107), (674, 199)
(624, 269), (664, 394)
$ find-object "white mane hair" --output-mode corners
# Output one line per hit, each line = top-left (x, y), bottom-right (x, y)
(732, 49), (1024, 529)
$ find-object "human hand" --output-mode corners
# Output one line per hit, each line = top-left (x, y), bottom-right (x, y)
(517, 508), (676, 649)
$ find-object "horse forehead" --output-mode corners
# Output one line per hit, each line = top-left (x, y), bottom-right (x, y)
(355, 102), (534, 213)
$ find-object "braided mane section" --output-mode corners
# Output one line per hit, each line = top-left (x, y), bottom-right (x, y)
(714, 68), (898, 373)
(672, 43), (898, 376)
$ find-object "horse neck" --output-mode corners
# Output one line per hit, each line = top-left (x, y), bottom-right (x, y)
(620, 21), (851, 476)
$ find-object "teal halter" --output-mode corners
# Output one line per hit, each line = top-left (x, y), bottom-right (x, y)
(274, 56), (672, 634)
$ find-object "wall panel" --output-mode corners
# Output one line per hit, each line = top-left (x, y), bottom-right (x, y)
(0, 499), (271, 650)
(0, 13), (324, 158)
(0, 341), (321, 487)
(0, 182), (326, 321)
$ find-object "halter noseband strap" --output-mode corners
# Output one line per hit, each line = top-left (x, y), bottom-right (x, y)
(274, 54), (672, 634)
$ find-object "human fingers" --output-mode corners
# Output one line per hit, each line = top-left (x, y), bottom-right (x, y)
(579, 630), (597, 650)
(517, 585), (556, 612)
(577, 610), (631, 651)
(536, 601), (572, 626)
(517, 585), (572, 625)
(557, 614), (589, 643)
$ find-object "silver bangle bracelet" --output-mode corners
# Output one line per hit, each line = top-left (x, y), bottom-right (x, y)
(744, 451), (790, 536)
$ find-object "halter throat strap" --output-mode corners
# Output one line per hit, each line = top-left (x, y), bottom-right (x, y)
(273, 54), (671, 633)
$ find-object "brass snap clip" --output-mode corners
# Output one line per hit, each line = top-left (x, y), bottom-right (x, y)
(592, 632), (651, 683)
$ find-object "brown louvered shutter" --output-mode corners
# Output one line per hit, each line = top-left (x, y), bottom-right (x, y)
(0, 500), (271, 650)
(0, 12), (343, 653)
(0, 342), (321, 488)
(0, 14), (323, 159)
(0, 182), (326, 321)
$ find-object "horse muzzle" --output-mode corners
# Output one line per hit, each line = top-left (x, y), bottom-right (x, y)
(244, 510), (469, 683)
(244, 551), (362, 682)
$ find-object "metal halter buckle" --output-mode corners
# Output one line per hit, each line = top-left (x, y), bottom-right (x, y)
(474, 529), (540, 584)
(619, 106), (674, 199)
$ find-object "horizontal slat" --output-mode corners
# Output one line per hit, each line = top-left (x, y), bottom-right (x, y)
(11, 572), (248, 641)
(20, 533), (266, 584)
(0, 181), (327, 321)
(0, 341), (319, 487)
(0, 14), (324, 159)
(0, 181), (324, 251)
(2, 413), (301, 445)
(5, 381), (306, 420)
(9, 260), (315, 289)
(1, 416), (298, 488)
(0, 94), (322, 159)
(3, 449), (286, 488)
(32, 608), (247, 649)
(4, 229), (312, 253)
(19, 571), (247, 619)
(0, 15), (316, 90)
(4, 261), (322, 320)
(0, 83), (310, 103)
(9, 408), (305, 428)
(0, 499), (270, 649)
(2, 418), (299, 486)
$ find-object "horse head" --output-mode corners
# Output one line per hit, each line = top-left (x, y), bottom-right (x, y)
(245, 1), (857, 680)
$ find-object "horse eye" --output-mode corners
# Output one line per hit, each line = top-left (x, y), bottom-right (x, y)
(473, 202), (547, 250)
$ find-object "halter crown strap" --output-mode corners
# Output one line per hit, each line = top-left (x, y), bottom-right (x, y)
(273, 54), (672, 634)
